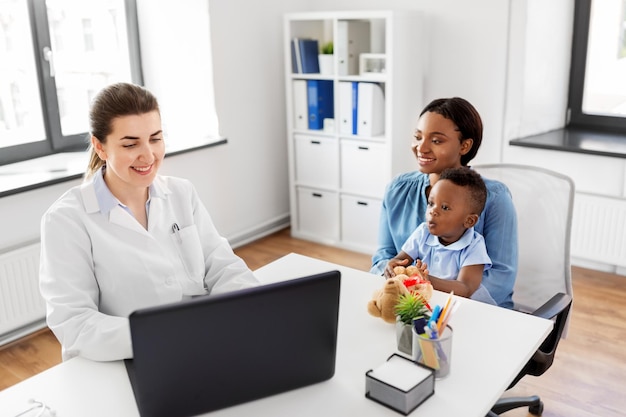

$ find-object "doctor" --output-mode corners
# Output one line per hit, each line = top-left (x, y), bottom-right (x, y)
(39, 83), (258, 362)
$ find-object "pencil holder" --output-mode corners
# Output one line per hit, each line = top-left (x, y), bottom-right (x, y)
(411, 325), (453, 379)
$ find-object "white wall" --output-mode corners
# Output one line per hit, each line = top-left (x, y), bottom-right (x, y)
(2, 0), (624, 274)
(203, 0), (293, 241)
(501, 0), (626, 274)
(504, 0), (573, 140)
(137, 0), (220, 144)
(0, 180), (82, 250)
(137, 0), (291, 242)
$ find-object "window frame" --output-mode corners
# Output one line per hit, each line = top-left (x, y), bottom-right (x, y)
(0, 0), (143, 166)
(568, 0), (626, 132)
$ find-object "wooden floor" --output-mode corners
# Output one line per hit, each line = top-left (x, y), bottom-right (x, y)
(1, 227), (625, 416)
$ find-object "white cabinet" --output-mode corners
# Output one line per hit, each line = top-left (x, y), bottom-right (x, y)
(340, 194), (382, 253)
(295, 134), (338, 189)
(296, 187), (339, 241)
(284, 11), (423, 253)
(340, 139), (388, 197)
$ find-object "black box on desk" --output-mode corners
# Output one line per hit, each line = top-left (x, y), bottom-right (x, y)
(365, 353), (435, 415)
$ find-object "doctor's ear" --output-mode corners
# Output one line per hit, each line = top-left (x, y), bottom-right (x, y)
(91, 136), (107, 161)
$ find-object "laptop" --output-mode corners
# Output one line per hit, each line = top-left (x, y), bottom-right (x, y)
(125, 270), (341, 417)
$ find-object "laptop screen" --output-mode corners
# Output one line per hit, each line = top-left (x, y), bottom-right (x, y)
(125, 270), (341, 417)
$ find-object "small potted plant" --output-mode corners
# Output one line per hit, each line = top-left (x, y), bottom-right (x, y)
(318, 41), (334, 75)
(394, 292), (429, 354)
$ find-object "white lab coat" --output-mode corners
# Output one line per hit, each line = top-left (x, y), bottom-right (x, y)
(39, 172), (258, 362)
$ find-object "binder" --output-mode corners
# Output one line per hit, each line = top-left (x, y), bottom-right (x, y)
(357, 82), (385, 136)
(307, 80), (334, 130)
(293, 80), (308, 130)
(338, 82), (353, 135)
(337, 20), (371, 76)
(298, 38), (320, 74)
(290, 39), (301, 73)
(339, 81), (359, 135)
(351, 82), (358, 134)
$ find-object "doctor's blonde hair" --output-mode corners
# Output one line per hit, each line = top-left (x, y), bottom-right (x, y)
(85, 83), (160, 179)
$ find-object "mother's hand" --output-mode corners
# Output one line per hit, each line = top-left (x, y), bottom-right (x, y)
(384, 257), (410, 279)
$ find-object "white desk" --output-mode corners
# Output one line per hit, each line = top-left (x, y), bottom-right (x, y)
(0, 253), (552, 417)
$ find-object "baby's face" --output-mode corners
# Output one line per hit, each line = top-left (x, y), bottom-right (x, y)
(426, 180), (475, 245)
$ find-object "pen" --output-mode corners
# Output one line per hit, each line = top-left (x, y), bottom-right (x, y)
(438, 299), (459, 335)
(428, 305), (442, 328)
(171, 223), (182, 243)
(437, 291), (454, 333)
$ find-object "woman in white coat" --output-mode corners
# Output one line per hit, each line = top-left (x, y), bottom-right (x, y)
(39, 83), (258, 362)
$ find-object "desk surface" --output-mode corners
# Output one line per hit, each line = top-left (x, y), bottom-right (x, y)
(0, 253), (552, 417)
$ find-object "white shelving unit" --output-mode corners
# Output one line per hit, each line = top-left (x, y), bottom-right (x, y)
(284, 10), (423, 254)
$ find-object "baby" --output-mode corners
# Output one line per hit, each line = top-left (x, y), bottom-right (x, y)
(386, 167), (491, 299)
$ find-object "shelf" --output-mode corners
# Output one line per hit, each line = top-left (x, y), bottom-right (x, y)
(284, 10), (422, 253)
(290, 74), (335, 81)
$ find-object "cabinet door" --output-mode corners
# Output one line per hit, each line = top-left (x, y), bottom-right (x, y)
(295, 134), (339, 188)
(341, 140), (388, 197)
(341, 194), (382, 253)
(296, 187), (339, 240)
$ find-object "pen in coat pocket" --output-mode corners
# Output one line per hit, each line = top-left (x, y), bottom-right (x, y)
(171, 223), (182, 243)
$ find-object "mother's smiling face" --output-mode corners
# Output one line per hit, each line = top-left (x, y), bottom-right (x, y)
(411, 111), (473, 175)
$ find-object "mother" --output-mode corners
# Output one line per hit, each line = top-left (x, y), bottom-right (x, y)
(370, 97), (517, 308)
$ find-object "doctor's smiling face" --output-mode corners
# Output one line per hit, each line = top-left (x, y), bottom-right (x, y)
(91, 110), (165, 198)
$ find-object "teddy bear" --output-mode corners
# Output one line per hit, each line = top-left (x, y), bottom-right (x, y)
(367, 266), (434, 324)
(393, 265), (433, 301)
(367, 277), (409, 324)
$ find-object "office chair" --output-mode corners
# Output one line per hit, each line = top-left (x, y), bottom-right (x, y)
(473, 164), (575, 416)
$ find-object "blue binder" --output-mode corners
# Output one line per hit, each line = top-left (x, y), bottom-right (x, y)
(351, 82), (358, 134)
(307, 80), (334, 130)
(299, 39), (320, 74)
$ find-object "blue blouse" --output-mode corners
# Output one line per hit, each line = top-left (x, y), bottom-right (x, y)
(371, 170), (518, 308)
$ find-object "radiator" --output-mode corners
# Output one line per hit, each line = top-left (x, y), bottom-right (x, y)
(571, 193), (626, 267)
(0, 242), (46, 345)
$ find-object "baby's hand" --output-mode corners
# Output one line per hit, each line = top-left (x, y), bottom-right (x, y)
(413, 259), (430, 281)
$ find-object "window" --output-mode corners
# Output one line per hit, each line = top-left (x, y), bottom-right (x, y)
(0, 0), (141, 165)
(569, 0), (626, 131)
